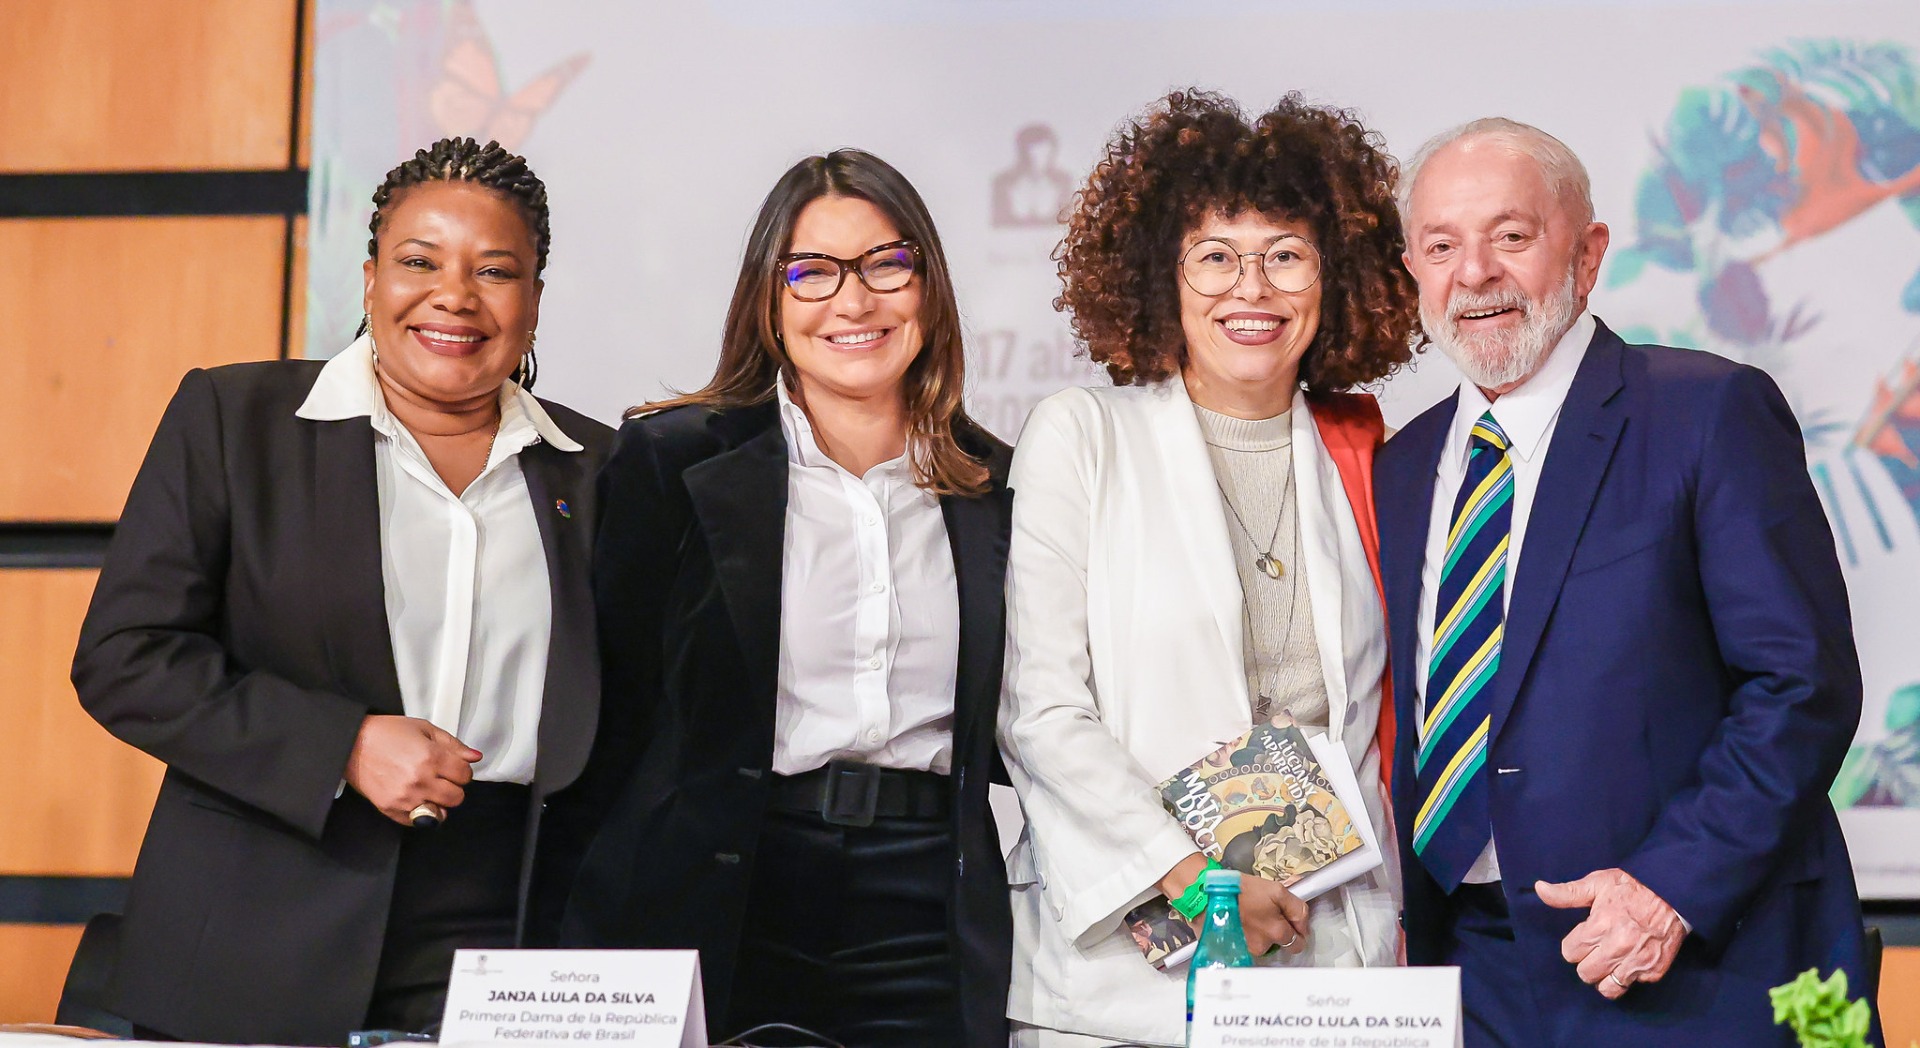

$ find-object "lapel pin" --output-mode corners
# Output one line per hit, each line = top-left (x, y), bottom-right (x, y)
(555, 499), (571, 518)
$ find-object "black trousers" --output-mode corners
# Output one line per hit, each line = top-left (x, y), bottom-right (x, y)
(130, 784), (529, 1043)
(727, 806), (960, 1048)
(362, 781), (529, 1035)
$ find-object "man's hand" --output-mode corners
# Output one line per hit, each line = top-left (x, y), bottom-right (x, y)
(1535, 869), (1686, 1000)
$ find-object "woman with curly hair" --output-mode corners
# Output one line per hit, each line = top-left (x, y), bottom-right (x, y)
(999, 91), (1420, 1046)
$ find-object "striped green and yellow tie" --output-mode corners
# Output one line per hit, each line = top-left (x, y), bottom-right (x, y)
(1413, 410), (1512, 891)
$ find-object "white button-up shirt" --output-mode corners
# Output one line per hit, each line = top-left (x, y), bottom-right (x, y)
(773, 383), (959, 776)
(1414, 310), (1594, 882)
(296, 335), (584, 784)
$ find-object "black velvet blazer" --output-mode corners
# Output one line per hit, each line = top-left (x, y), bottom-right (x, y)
(538, 400), (1014, 1047)
(71, 362), (612, 1045)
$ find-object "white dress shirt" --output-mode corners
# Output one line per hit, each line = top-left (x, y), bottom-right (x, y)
(773, 383), (960, 776)
(296, 334), (584, 784)
(1414, 311), (1594, 882)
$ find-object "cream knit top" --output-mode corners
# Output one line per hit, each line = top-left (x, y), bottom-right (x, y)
(1195, 403), (1359, 972)
(1195, 405), (1330, 729)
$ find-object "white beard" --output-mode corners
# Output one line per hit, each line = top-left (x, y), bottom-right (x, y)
(1424, 266), (1578, 390)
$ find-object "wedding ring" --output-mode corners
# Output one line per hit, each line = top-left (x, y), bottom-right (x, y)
(1278, 932), (1300, 950)
(409, 803), (443, 829)
(1606, 971), (1631, 989)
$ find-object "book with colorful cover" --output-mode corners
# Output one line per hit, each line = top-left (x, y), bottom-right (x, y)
(1125, 714), (1383, 970)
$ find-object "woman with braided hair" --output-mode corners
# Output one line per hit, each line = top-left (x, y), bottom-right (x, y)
(72, 137), (613, 1044)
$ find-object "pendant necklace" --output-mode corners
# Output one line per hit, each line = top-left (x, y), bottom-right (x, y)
(1209, 434), (1301, 719)
(1241, 553), (1301, 721)
(1217, 462), (1295, 580)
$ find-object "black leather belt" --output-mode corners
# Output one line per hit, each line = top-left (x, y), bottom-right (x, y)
(769, 759), (950, 827)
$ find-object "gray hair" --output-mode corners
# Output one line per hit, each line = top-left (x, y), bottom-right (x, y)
(1395, 117), (1595, 230)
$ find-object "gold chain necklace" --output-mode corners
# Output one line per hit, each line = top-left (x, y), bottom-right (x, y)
(1216, 461), (1295, 579)
(1211, 448), (1301, 720)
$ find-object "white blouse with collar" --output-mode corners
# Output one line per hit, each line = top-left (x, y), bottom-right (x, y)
(295, 335), (584, 784)
(772, 383), (959, 776)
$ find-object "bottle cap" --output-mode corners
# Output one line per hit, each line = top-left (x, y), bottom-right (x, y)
(1202, 868), (1241, 893)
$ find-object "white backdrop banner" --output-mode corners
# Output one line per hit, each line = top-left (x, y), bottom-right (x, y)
(309, 0), (1920, 897)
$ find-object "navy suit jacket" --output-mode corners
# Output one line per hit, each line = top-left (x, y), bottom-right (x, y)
(1376, 321), (1875, 1045)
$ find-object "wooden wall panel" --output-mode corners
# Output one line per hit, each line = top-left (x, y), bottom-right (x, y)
(287, 214), (310, 360)
(0, 1), (297, 172)
(0, 217), (287, 521)
(0, 570), (161, 877)
(0, 925), (83, 1025)
(297, 0), (317, 171)
(0, 0), (305, 1026)
(1885, 946), (1920, 1048)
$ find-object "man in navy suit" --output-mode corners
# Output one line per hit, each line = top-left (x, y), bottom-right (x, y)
(1377, 117), (1877, 1046)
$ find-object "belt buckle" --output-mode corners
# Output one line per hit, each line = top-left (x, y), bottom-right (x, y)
(820, 759), (881, 828)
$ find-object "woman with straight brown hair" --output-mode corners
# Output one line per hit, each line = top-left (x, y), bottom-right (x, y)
(536, 149), (1013, 1048)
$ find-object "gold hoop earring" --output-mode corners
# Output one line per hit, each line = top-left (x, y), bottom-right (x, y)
(516, 332), (539, 391)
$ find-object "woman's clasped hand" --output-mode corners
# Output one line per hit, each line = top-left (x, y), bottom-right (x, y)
(343, 715), (482, 825)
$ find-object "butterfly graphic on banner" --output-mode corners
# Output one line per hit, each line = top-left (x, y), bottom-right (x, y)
(427, 0), (590, 150)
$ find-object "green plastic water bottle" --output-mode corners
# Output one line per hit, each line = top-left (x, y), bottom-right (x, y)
(1185, 869), (1254, 1045)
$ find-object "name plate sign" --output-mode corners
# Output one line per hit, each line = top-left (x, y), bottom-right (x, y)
(439, 949), (706, 1048)
(1190, 966), (1461, 1048)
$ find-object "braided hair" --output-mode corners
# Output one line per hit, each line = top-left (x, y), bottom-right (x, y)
(360, 137), (551, 387)
(367, 137), (550, 270)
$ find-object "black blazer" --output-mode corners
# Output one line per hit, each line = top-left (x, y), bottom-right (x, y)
(71, 362), (613, 1046)
(540, 401), (1014, 1047)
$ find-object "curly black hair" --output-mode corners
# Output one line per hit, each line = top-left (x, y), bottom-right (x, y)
(1055, 90), (1419, 389)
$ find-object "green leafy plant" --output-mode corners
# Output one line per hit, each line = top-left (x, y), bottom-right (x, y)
(1770, 968), (1873, 1047)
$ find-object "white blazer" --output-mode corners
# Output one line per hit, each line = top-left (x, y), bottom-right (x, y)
(1000, 376), (1401, 1046)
